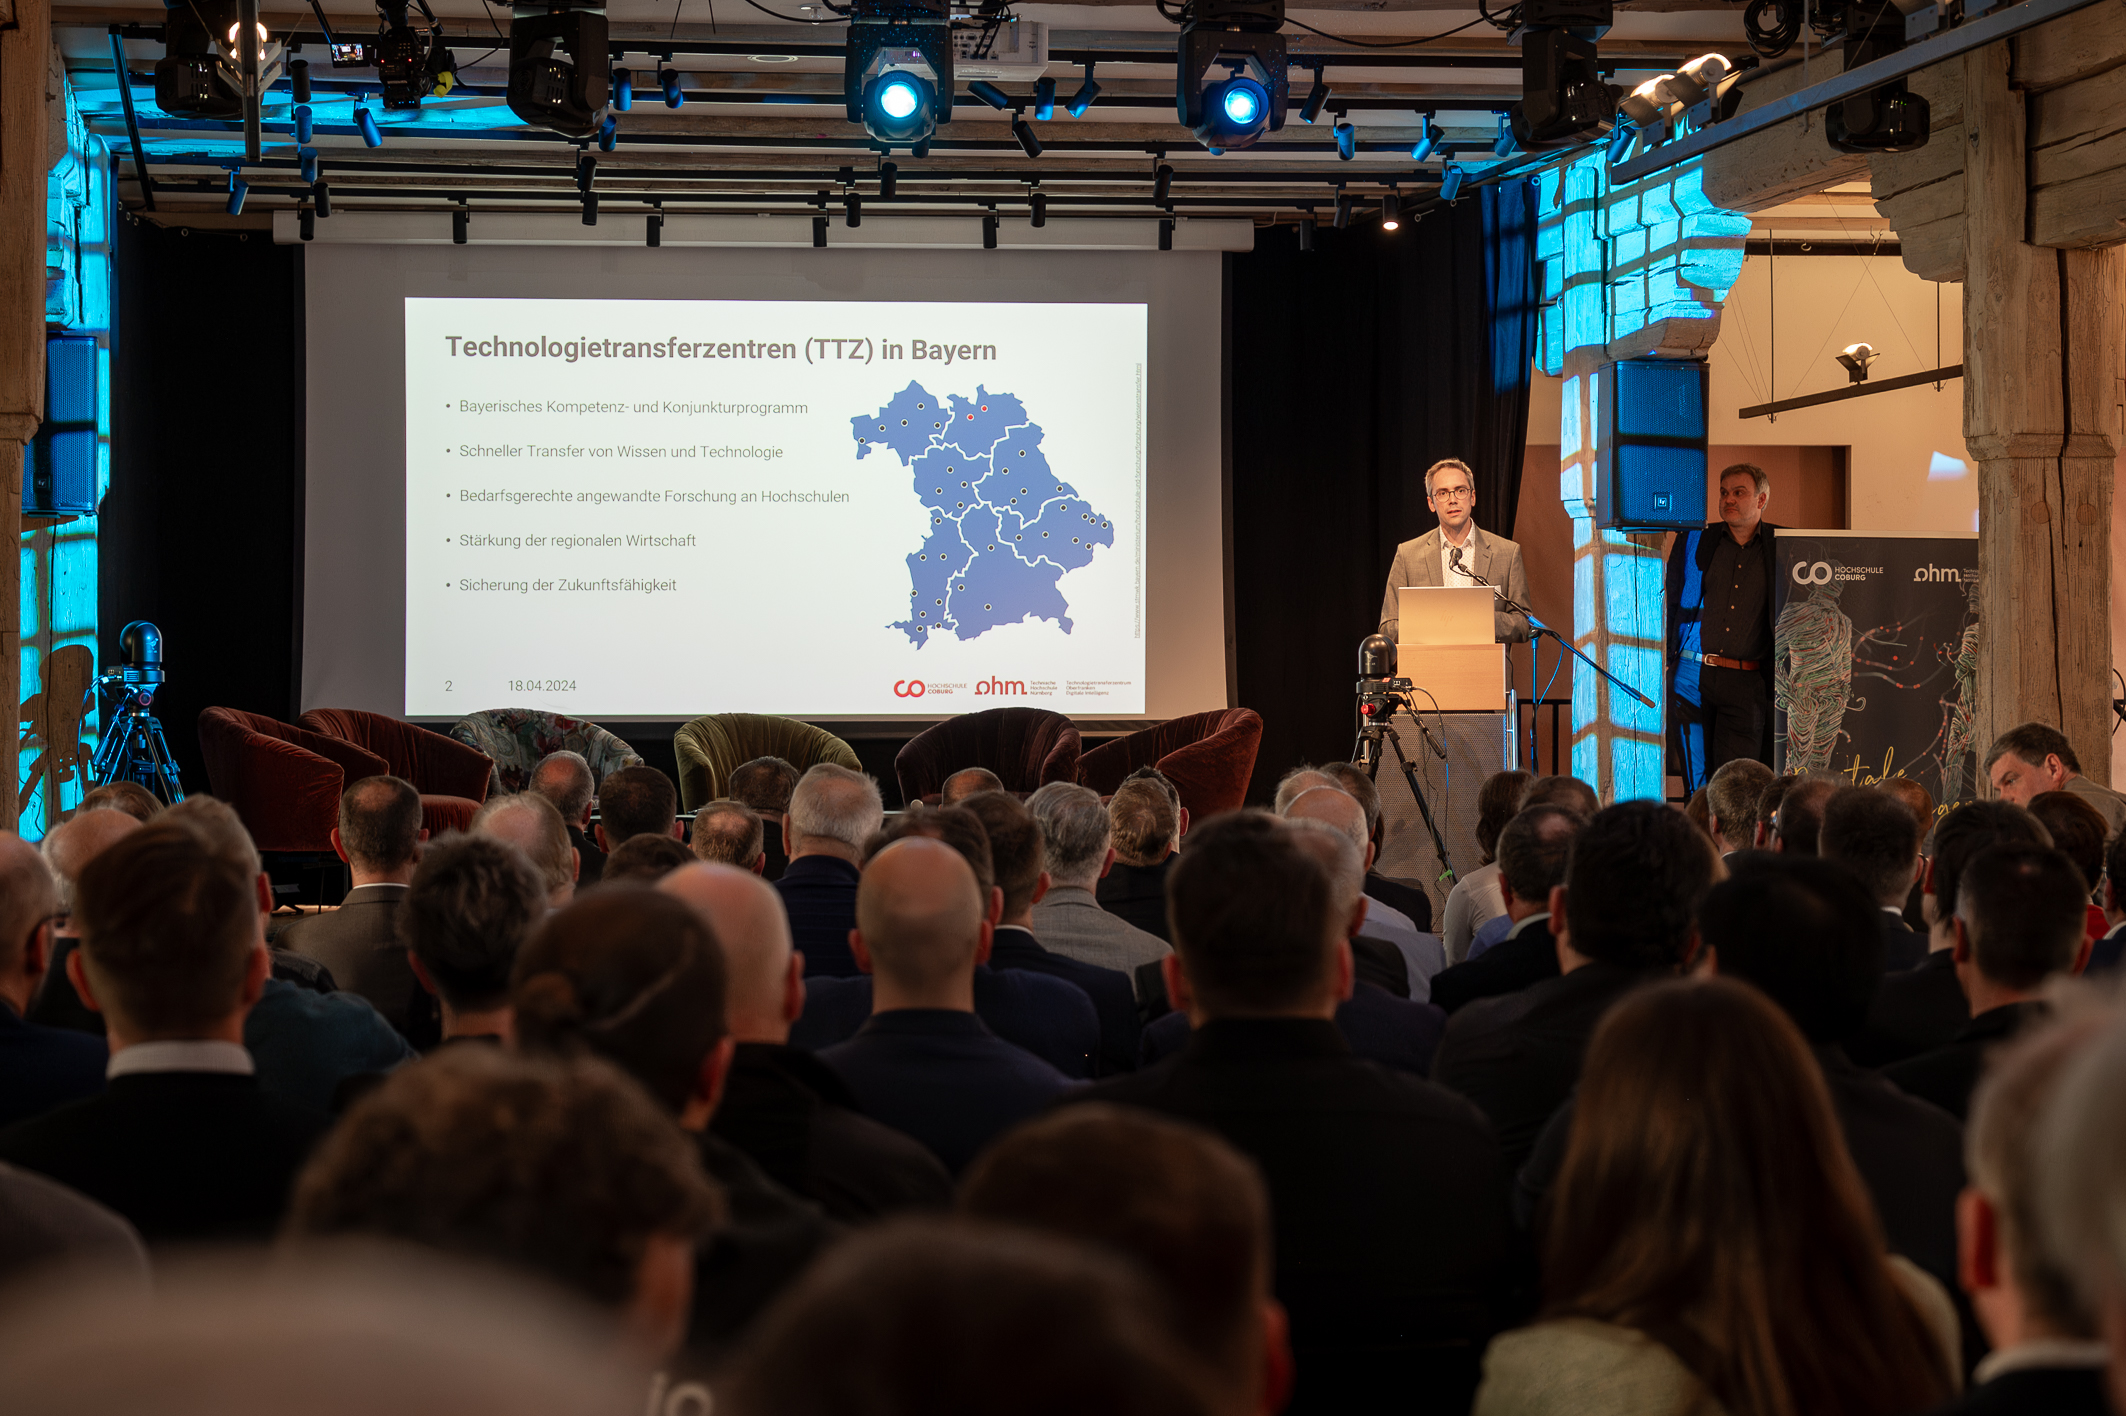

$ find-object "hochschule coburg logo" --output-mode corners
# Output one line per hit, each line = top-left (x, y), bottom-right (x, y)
(1792, 561), (1835, 586)
(893, 680), (926, 698)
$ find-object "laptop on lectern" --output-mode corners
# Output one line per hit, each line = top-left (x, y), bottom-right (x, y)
(1397, 586), (1499, 646)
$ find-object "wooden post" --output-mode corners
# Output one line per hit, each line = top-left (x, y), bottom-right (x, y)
(0, 0), (54, 833)
(1963, 40), (2124, 782)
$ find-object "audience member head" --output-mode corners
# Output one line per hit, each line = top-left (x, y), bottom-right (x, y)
(961, 1106), (1288, 1415)
(1283, 818), (1369, 942)
(1756, 774), (1799, 847)
(960, 792), (1048, 926)
(1495, 805), (1581, 919)
(400, 833), (546, 1032)
(717, 1218), (1223, 1416)
(72, 824), (268, 1044)
(1317, 763), (1384, 850)
(162, 794), (264, 901)
(0, 832), (60, 1015)
(1684, 787), (1714, 842)
(1820, 786), (1925, 910)
(852, 837), (989, 1010)
(2036, 1013), (2126, 1408)
(334, 775), (423, 882)
(729, 756), (801, 816)
(658, 863), (798, 1043)
(1110, 779), (1181, 868)
(1278, 785), (1371, 873)
(42, 808), (142, 925)
(941, 767), (1005, 805)
(1556, 801), (1718, 972)
(1700, 854), (1884, 1043)
(867, 804), (998, 921)
(1705, 759), (1774, 853)
(473, 793), (579, 908)
(596, 766), (679, 850)
(786, 763), (884, 860)
(1270, 766), (1335, 816)
(529, 750), (596, 828)
(1166, 812), (1343, 1022)
(1953, 843), (2088, 997)
(288, 1047), (719, 1360)
(77, 780), (163, 822)
(1927, 801), (2052, 933)
(1476, 771), (1534, 864)
(512, 887), (730, 1124)
(1878, 776), (1936, 848)
(691, 799), (766, 872)
(1027, 782), (1115, 892)
(1522, 774), (1599, 821)
(1124, 764), (1186, 818)
(600, 834), (694, 884)
(1546, 978), (1953, 1416)
(1773, 776), (1839, 855)
(2026, 790), (2105, 899)
(1986, 722), (2085, 805)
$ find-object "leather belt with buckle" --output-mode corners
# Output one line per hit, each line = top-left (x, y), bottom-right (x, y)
(1684, 650), (1762, 672)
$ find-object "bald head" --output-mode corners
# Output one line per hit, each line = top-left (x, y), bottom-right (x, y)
(1272, 768), (1337, 816)
(0, 834), (58, 998)
(472, 794), (577, 906)
(855, 837), (986, 1001)
(1284, 819), (1366, 940)
(43, 809), (143, 915)
(1281, 786), (1369, 862)
(659, 862), (795, 1041)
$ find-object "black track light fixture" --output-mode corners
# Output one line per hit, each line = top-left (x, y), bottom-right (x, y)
(452, 204), (468, 243)
(1030, 188), (1048, 226)
(1380, 190), (1401, 231)
(878, 160), (898, 198)
(983, 213), (999, 249)
(813, 215), (828, 247)
(845, 189), (862, 226)
(1332, 191), (1351, 229)
(1153, 162), (1173, 202)
(1158, 217), (1175, 251)
(647, 209), (662, 246)
(1300, 65), (1330, 123)
(1065, 61), (1100, 116)
(1012, 115), (1042, 157)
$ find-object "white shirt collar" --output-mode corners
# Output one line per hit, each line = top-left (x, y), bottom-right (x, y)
(1972, 1339), (2110, 1386)
(1505, 911), (1552, 940)
(106, 1039), (255, 1080)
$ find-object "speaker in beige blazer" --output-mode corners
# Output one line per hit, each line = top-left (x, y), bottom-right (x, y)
(1377, 526), (1532, 645)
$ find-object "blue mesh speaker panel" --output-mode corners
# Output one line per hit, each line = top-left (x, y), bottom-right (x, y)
(25, 334), (100, 515)
(1597, 358), (1706, 532)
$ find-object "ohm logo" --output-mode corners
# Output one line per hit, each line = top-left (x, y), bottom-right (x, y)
(893, 680), (926, 698)
(1791, 561), (1834, 586)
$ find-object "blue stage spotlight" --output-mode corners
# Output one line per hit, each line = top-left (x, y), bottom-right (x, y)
(299, 148), (319, 184)
(861, 71), (937, 146)
(612, 65), (632, 109)
(1176, 0), (1285, 152)
(1065, 63), (1100, 116)
(1034, 77), (1055, 120)
(225, 171), (247, 215)
(294, 104), (313, 142)
(598, 114), (617, 149)
(1334, 120), (1355, 160)
(1492, 111), (1518, 157)
(1410, 113), (1440, 162)
(1440, 162), (1466, 202)
(660, 66), (683, 107)
(845, 0), (951, 152)
(1605, 121), (1636, 164)
(354, 102), (382, 146)
(1299, 67), (1329, 123)
(1193, 73), (1271, 150)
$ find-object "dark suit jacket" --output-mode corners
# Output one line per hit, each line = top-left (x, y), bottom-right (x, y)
(0, 1071), (330, 1244)
(1880, 911), (1929, 972)
(792, 966), (1101, 1079)
(775, 856), (862, 978)
(0, 1002), (106, 1130)
(1077, 1018), (1517, 1414)
(990, 926), (1140, 1075)
(1885, 1001), (2048, 1123)
(567, 824), (607, 885)
(822, 1010), (1076, 1174)
(688, 1129), (838, 1361)
(281, 884), (436, 1047)
(1925, 1363), (2109, 1416)
(1137, 983), (1445, 1077)
(759, 820), (789, 883)
(1430, 917), (1560, 1015)
(709, 1042), (952, 1223)
(1367, 873), (1436, 935)
(1848, 946), (1969, 1068)
(1431, 960), (1654, 1173)
(1094, 858), (1173, 941)
(2088, 922), (2125, 975)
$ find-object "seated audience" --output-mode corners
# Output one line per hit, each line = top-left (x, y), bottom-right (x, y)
(1270, 765), (1336, 813)
(2026, 789), (2108, 940)
(596, 765), (683, 852)
(601, 833), (695, 884)
(1139, 819), (1447, 1076)
(774, 764), (884, 978)
(530, 749), (605, 885)
(1941, 1009), (2113, 1416)
(821, 838), (1076, 1174)
(692, 799), (767, 872)
(283, 775), (433, 1044)
(0, 826), (331, 1243)
(1474, 978), (1958, 1415)
(1430, 804), (1581, 1014)
(1848, 801), (2052, 1068)
(2035, 1011), (2126, 1410)
(1885, 843), (2089, 1120)
(1985, 722), (2126, 835)
(2093, 827), (2126, 975)
(1821, 785), (1930, 971)
(0, 832), (106, 1128)
(1753, 773), (1799, 849)
(1321, 761), (1437, 932)
(1028, 782), (1172, 979)
(289, 1046), (717, 1362)
(940, 766), (1005, 804)
(961, 1104), (1292, 1416)
(512, 887), (837, 1358)
(401, 833), (546, 1046)
(657, 862), (952, 1220)
(1705, 758), (1775, 857)
(729, 755), (800, 881)
(1434, 800), (1718, 1172)
(1442, 770), (1531, 962)
(1771, 774), (1838, 855)
(473, 793), (581, 910)
(0, 1161), (147, 1286)
(77, 781), (163, 821)
(1467, 776), (1604, 958)
(1684, 786), (1713, 841)
(1879, 774), (1938, 929)
(1076, 811), (1514, 1414)
(961, 791), (1140, 1076)
(29, 807), (142, 1033)
(717, 1219), (1224, 1416)
(1096, 772), (1185, 942)
(1283, 785), (1443, 1000)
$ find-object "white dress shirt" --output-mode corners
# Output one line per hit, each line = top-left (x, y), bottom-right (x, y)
(105, 1039), (254, 1080)
(1439, 529), (1480, 590)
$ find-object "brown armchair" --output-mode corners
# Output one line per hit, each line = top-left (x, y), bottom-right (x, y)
(894, 708), (1081, 807)
(1075, 707), (1263, 821)
(197, 708), (389, 853)
(298, 707), (492, 833)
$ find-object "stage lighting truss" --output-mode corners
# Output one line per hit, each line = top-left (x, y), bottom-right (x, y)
(1609, 51), (1746, 166)
(153, 0), (285, 120)
(846, 0), (954, 154)
(506, 0), (610, 139)
(1507, 0), (1619, 151)
(1173, 0), (1288, 154)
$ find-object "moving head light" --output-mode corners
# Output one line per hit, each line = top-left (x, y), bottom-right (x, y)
(1825, 0), (1930, 152)
(508, 0), (609, 138)
(153, 0), (284, 120)
(1176, 0), (1286, 153)
(846, 0), (953, 153)
(1507, 0), (1619, 150)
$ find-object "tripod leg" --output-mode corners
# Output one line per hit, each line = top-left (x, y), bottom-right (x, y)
(1384, 727), (1457, 884)
(141, 718), (185, 804)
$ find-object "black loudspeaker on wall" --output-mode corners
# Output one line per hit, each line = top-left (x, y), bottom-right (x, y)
(25, 334), (102, 516)
(1595, 357), (1708, 532)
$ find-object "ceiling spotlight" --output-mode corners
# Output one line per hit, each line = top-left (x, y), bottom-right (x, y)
(1605, 122), (1636, 164)
(878, 159), (898, 198)
(968, 79), (1010, 109)
(576, 151), (596, 193)
(1332, 192), (1351, 229)
(354, 103), (383, 147)
(1410, 114), (1441, 163)
(846, 0), (952, 152)
(1153, 162), (1172, 202)
(983, 213), (999, 250)
(845, 189), (862, 227)
(1440, 163), (1466, 202)
(611, 65), (632, 110)
(300, 149), (320, 185)
(154, 0), (282, 119)
(1827, 3), (1930, 152)
(1299, 67), (1330, 124)
(1297, 215), (1313, 251)
(1507, 0), (1621, 151)
(300, 205), (316, 241)
(660, 66), (684, 107)
(1031, 189), (1047, 226)
(453, 204), (468, 243)
(506, 0), (609, 139)
(225, 170), (247, 216)
(1334, 121), (1355, 160)
(581, 191), (597, 226)
(1619, 75), (1667, 129)
(1176, 0), (1286, 152)
(1380, 190), (1400, 231)
(813, 215), (827, 247)
(312, 179), (332, 218)
(1159, 217), (1174, 251)
(1065, 62), (1100, 116)
(1034, 77), (1056, 120)
(598, 114), (617, 150)
(1837, 342), (1880, 383)
(1012, 115), (1042, 157)
(647, 209), (662, 246)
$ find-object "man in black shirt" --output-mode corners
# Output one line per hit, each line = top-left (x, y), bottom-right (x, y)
(1096, 772), (1184, 942)
(529, 750), (605, 885)
(1667, 463), (1777, 792)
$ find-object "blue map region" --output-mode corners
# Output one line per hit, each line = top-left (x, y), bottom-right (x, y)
(852, 381), (1114, 647)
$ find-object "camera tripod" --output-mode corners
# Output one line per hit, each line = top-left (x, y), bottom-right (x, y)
(1354, 690), (1457, 885)
(88, 673), (185, 805)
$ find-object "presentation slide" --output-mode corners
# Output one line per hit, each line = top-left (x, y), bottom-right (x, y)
(402, 297), (1148, 720)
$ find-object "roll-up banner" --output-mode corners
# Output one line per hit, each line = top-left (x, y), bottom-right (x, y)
(1772, 531), (1980, 809)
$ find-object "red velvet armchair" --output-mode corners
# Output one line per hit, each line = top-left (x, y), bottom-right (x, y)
(197, 708), (391, 853)
(1075, 707), (1263, 821)
(298, 708), (492, 833)
(894, 708), (1082, 806)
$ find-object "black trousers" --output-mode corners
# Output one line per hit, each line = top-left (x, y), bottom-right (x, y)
(1700, 664), (1769, 778)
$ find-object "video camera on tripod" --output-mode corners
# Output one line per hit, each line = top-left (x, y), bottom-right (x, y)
(1353, 633), (1453, 880)
(89, 621), (185, 805)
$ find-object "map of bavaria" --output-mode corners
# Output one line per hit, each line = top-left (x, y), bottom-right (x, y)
(853, 382), (1115, 648)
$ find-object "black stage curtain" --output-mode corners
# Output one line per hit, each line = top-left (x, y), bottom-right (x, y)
(102, 221), (303, 795)
(1229, 181), (1538, 805)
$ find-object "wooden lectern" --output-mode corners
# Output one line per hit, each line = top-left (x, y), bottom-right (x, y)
(1395, 587), (1506, 710)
